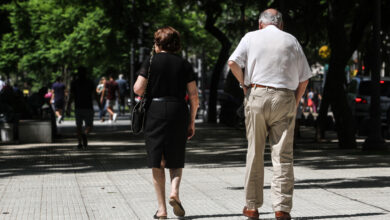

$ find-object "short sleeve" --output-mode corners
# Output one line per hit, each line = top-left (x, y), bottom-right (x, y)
(228, 34), (249, 68)
(185, 61), (196, 83)
(296, 41), (314, 82)
(138, 56), (151, 79)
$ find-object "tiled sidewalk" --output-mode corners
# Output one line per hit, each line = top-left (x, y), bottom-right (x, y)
(0, 121), (389, 219)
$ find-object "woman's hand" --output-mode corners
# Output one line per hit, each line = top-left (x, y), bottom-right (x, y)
(187, 121), (195, 140)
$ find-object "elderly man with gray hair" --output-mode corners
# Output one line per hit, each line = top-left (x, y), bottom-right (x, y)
(228, 8), (313, 220)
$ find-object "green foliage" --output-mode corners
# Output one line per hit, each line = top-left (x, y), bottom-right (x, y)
(0, 33), (18, 73)
(0, 0), (112, 89)
(0, 0), (334, 90)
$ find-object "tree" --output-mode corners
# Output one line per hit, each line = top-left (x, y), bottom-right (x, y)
(363, 0), (385, 150)
(0, 0), (112, 90)
(318, 0), (373, 148)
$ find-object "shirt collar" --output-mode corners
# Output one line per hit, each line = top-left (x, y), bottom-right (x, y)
(264, 25), (278, 30)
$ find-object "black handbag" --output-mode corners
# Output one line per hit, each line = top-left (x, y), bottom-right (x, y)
(131, 47), (154, 134)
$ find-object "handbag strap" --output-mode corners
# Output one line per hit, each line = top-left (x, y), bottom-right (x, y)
(141, 45), (155, 100)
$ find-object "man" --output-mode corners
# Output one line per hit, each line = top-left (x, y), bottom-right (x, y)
(101, 74), (119, 123)
(228, 9), (312, 220)
(68, 67), (96, 149)
(51, 77), (66, 124)
(116, 74), (128, 115)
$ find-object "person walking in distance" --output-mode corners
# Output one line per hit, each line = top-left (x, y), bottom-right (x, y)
(68, 67), (96, 149)
(51, 77), (66, 124)
(0, 76), (5, 92)
(96, 77), (107, 122)
(228, 9), (313, 220)
(101, 74), (119, 123)
(116, 74), (128, 115)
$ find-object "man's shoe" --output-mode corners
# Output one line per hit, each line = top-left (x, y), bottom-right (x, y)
(243, 206), (259, 220)
(275, 211), (291, 220)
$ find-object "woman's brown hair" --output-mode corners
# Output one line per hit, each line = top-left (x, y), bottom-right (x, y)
(154, 26), (181, 53)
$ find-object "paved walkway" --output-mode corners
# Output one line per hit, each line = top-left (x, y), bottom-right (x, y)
(0, 119), (389, 219)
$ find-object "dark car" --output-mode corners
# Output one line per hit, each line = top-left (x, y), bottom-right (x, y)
(347, 77), (390, 135)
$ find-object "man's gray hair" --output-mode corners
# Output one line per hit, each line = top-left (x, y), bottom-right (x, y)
(259, 10), (283, 27)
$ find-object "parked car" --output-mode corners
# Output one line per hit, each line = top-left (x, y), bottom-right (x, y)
(347, 77), (390, 135)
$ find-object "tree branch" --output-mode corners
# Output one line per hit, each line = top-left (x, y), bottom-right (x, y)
(348, 0), (373, 56)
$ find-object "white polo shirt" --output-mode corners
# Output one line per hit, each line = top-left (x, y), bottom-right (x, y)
(228, 25), (313, 90)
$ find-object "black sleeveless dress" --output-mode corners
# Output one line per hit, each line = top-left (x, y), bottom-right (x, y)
(139, 52), (196, 168)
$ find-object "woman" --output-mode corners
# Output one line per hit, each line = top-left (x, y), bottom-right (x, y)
(96, 77), (107, 122)
(134, 26), (199, 219)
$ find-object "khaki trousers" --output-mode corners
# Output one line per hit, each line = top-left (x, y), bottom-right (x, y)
(244, 87), (296, 213)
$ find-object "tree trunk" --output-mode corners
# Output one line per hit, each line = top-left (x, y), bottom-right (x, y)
(363, 0), (385, 150)
(318, 0), (372, 148)
(326, 57), (357, 148)
(205, 12), (231, 123)
(318, 1), (357, 148)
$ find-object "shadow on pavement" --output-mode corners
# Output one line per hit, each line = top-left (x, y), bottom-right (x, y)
(1, 124), (389, 182)
(183, 213), (244, 219)
(294, 212), (385, 219)
(294, 176), (390, 189)
(184, 212), (385, 220)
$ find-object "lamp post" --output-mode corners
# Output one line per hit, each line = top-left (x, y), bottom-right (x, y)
(129, 42), (135, 111)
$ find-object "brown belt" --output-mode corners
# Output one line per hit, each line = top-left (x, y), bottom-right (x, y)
(250, 84), (277, 89)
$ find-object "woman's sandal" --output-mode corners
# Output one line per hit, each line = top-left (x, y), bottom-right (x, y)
(169, 198), (185, 217)
(153, 210), (167, 219)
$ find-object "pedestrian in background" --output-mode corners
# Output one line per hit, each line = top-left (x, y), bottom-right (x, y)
(0, 75), (5, 92)
(101, 74), (119, 123)
(134, 26), (199, 219)
(313, 89), (321, 112)
(68, 67), (96, 149)
(51, 77), (66, 124)
(116, 74), (128, 115)
(307, 88), (315, 113)
(228, 8), (313, 220)
(96, 77), (107, 122)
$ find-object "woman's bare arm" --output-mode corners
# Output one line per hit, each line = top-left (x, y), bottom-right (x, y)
(133, 75), (148, 96)
(187, 81), (199, 139)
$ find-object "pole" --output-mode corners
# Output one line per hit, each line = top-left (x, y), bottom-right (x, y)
(129, 42), (135, 111)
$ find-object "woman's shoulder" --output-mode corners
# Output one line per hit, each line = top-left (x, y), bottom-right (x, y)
(155, 52), (186, 61)
(152, 53), (189, 69)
